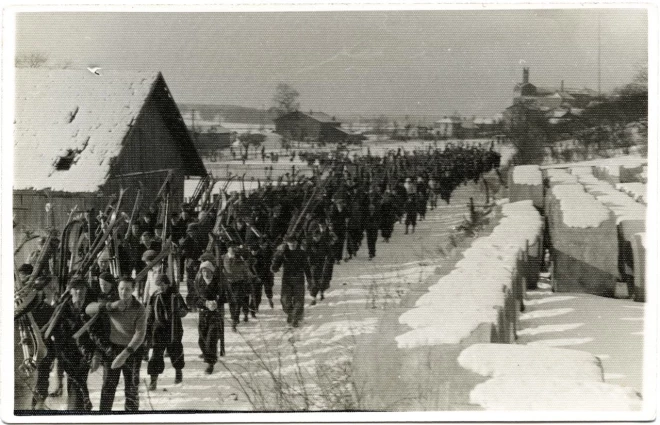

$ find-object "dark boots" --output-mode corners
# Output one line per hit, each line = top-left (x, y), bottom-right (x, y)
(148, 375), (158, 391)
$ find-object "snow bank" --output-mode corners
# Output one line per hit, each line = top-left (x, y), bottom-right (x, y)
(512, 165), (543, 185)
(470, 376), (642, 411)
(615, 183), (647, 205)
(550, 184), (611, 228)
(547, 184), (618, 295)
(509, 166), (543, 209)
(458, 344), (603, 381)
(545, 169), (578, 186)
(458, 344), (642, 411)
(396, 201), (543, 348)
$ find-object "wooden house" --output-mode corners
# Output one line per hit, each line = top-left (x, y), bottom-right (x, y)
(274, 110), (348, 144)
(13, 69), (206, 233)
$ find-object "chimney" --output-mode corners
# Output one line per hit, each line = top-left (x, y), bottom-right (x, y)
(523, 67), (529, 84)
(561, 80), (565, 92)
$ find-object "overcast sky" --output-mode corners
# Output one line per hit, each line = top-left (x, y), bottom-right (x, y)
(15, 9), (648, 118)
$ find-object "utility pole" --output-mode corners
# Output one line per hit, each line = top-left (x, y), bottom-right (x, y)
(597, 11), (602, 96)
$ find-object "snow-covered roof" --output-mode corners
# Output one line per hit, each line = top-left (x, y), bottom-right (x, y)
(14, 69), (160, 192)
(513, 165), (543, 186)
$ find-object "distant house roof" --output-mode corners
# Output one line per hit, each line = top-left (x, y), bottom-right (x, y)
(275, 110), (339, 124)
(305, 111), (337, 123)
(190, 125), (232, 134)
(328, 126), (350, 135)
(434, 116), (462, 124)
(14, 69), (203, 192)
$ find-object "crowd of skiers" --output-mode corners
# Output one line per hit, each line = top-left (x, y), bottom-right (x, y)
(15, 143), (500, 412)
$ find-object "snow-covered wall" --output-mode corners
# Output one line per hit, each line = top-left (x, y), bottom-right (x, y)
(395, 200), (543, 349)
(615, 183), (647, 205)
(546, 182), (618, 295)
(458, 343), (642, 411)
(509, 165), (543, 209)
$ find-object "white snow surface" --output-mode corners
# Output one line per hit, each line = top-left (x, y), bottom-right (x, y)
(458, 343), (603, 381)
(512, 165), (542, 185)
(469, 376), (642, 411)
(615, 182), (647, 204)
(550, 184), (611, 228)
(395, 201), (542, 348)
(14, 69), (160, 192)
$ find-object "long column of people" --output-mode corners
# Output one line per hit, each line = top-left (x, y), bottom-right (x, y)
(14, 144), (501, 412)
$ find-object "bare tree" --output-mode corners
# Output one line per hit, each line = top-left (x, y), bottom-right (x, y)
(15, 53), (49, 68)
(273, 83), (300, 117)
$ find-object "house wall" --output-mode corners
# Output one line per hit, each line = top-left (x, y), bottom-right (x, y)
(321, 125), (349, 144)
(104, 91), (187, 213)
(275, 113), (322, 141)
(192, 132), (231, 154)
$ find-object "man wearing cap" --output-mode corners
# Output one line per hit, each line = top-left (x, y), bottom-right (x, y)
(194, 261), (226, 374)
(87, 272), (117, 375)
(328, 198), (348, 265)
(138, 232), (162, 299)
(222, 243), (253, 331)
(306, 227), (333, 306)
(180, 222), (204, 311)
(271, 235), (311, 327)
(50, 278), (96, 411)
(250, 237), (275, 312)
(86, 278), (147, 412)
(140, 249), (162, 304)
(16, 263), (33, 285)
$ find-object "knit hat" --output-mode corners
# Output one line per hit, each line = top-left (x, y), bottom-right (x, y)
(198, 252), (216, 263)
(200, 261), (216, 273)
(99, 272), (116, 285)
(142, 249), (158, 263)
(67, 277), (87, 290)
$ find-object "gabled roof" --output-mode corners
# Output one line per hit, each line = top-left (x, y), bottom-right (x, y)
(306, 111), (337, 123)
(14, 69), (205, 192)
(15, 69), (159, 191)
(275, 110), (339, 124)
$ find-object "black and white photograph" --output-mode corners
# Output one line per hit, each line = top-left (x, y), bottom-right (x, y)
(2, 2), (655, 422)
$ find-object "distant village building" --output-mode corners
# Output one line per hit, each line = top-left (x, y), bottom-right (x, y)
(274, 110), (349, 144)
(504, 67), (596, 130)
(13, 69), (206, 231)
(433, 116), (462, 138)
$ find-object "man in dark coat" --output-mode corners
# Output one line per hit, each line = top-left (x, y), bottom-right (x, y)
(404, 193), (418, 234)
(180, 222), (204, 311)
(50, 278), (96, 412)
(222, 243), (253, 331)
(328, 199), (348, 264)
(146, 274), (188, 390)
(271, 235), (311, 327)
(306, 227), (334, 305)
(365, 202), (381, 260)
(194, 261), (226, 374)
(249, 237), (275, 312)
